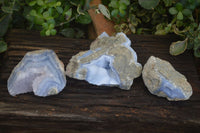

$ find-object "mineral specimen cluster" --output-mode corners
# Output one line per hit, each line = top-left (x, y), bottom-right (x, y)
(7, 50), (66, 97)
(7, 32), (193, 101)
(66, 32), (142, 90)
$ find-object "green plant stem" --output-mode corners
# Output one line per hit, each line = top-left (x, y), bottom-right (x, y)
(56, 14), (79, 27)
(55, 5), (96, 27)
(171, 16), (177, 25)
(195, 9), (199, 24)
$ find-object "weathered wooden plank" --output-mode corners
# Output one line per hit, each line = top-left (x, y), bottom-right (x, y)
(0, 29), (200, 132)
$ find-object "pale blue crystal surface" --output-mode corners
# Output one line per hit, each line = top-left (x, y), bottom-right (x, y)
(7, 50), (66, 97)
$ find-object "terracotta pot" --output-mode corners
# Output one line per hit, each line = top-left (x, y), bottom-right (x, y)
(88, 0), (115, 39)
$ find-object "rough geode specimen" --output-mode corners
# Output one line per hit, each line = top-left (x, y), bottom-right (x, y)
(8, 49), (66, 97)
(142, 56), (193, 101)
(66, 32), (142, 90)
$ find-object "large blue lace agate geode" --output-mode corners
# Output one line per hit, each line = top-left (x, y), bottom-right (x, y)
(7, 49), (66, 97)
(66, 32), (142, 90)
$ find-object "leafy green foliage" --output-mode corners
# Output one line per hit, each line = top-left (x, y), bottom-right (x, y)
(25, 0), (91, 37)
(0, 0), (93, 54)
(182, 24), (200, 57)
(138, 0), (160, 10)
(0, 39), (7, 53)
(60, 28), (84, 38)
(0, 14), (11, 37)
(108, 0), (130, 23)
(76, 11), (91, 24)
(101, 0), (200, 57)
(0, 0), (16, 53)
(169, 3), (193, 21)
(0, 0), (199, 58)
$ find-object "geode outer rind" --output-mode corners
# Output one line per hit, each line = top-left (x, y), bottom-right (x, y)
(142, 56), (193, 101)
(7, 49), (66, 97)
(66, 32), (142, 90)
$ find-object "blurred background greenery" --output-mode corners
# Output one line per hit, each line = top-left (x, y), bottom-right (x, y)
(0, 0), (200, 57)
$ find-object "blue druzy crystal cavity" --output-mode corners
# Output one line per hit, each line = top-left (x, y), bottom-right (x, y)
(66, 32), (142, 90)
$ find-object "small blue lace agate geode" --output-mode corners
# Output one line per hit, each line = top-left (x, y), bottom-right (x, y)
(66, 32), (142, 90)
(7, 49), (66, 97)
(142, 56), (193, 101)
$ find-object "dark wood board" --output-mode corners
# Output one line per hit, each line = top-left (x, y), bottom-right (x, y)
(0, 29), (200, 133)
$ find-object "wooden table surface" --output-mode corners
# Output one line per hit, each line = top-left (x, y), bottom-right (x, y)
(0, 29), (200, 133)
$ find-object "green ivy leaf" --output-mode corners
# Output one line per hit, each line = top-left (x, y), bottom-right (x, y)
(169, 38), (188, 56)
(182, 9), (192, 16)
(60, 28), (75, 38)
(162, 0), (173, 7)
(119, 0), (130, 5)
(119, 3), (127, 10)
(47, 19), (55, 25)
(56, 2), (61, 7)
(42, 23), (48, 29)
(177, 11), (183, 20)
(129, 24), (136, 34)
(176, 3), (183, 11)
(119, 9), (126, 17)
(43, 11), (50, 18)
(155, 29), (167, 35)
(40, 29), (46, 36)
(111, 9), (119, 18)
(29, 1), (37, 6)
(0, 40), (7, 53)
(37, 0), (44, 6)
(0, 14), (11, 37)
(194, 48), (200, 57)
(98, 4), (111, 20)
(65, 8), (72, 20)
(109, 0), (119, 8)
(45, 29), (51, 36)
(49, 23), (54, 29)
(138, 0), (160, 10)
(30, 10), (37, 16)
(75, 28), (84, 38)
(129, 14), (140, 26)
(50, 29), (57, 35)
(56, 7), (63, 14)
(76, 12), (91, 24)
(194, 38), (200, 50)
(169, 7), (178, 15)
(34, 16), (44, 25)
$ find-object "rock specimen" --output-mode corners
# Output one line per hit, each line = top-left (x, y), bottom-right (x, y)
(8, 49), (66, 97)
(142, 56), (193, 101)
(66, 32), (142, 90)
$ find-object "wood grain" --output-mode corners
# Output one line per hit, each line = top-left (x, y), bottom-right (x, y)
(0, 29), (200, 133)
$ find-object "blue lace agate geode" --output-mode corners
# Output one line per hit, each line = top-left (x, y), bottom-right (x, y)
(142, 56), (193, 101)
(7, 49), (66, 97)
(66, 32), (142, 90)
